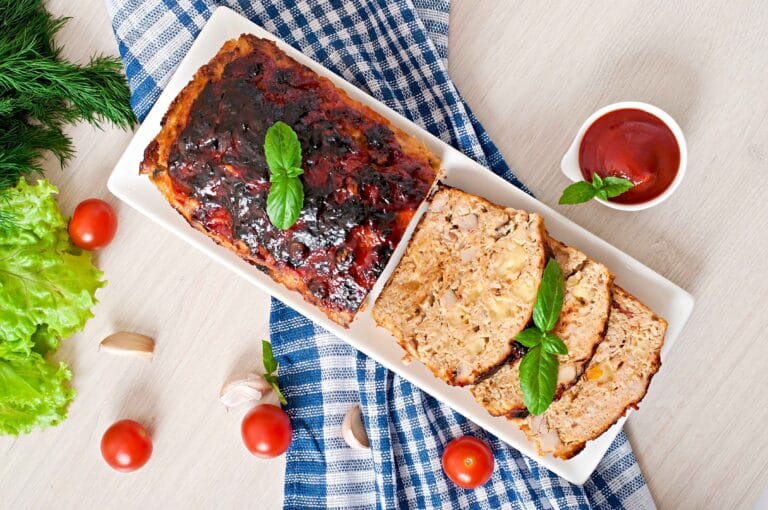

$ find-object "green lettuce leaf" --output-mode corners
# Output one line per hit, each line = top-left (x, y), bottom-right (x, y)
(0, 179), (104, 357)
(0, 178), (103, 435)
(0, 354), (74, 435)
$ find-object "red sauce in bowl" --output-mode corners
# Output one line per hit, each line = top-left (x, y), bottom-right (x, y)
(579, 108), (680, 204)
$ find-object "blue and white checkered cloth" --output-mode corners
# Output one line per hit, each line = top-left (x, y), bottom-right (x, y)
(107, 1), (656, 508)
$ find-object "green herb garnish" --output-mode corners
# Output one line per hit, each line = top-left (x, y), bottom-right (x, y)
(558, 173), (634, 205)
(262, 339), (287, 405)
(264, 121), (305, 229)
(0, 0), (135, 196)
(516, 258), (567, 415)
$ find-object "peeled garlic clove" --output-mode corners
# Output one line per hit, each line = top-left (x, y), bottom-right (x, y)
(342, 404), (370, 450)
(219, 373), (272, 408)
(100, 332), (155, 360)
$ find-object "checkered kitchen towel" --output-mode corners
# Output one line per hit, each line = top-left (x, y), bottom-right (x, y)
(107, 1), (656, 508)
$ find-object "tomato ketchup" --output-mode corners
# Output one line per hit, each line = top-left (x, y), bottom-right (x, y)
(579, 108), (680, 204)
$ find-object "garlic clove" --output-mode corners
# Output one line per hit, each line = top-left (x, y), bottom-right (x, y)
(219, 373), (272, 408)
(100, 332), (155, 360)
(341, 404), (370, 450)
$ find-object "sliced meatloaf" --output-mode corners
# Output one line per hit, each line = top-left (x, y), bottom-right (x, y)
(372, 186), (546, 386)
(470, 238), (613, 417)
(518, 285), (667, 459)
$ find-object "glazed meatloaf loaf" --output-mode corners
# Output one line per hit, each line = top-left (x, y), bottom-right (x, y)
(372, 186), (547, 386)
(140, 35), (440, 326)
(470, 238), (613, 417)
(518, 286), (667, 459)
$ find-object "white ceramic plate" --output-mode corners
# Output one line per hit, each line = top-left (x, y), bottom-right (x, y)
(108, 6), (694, 484)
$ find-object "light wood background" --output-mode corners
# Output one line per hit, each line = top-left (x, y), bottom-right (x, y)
(1, 1), (766, 509)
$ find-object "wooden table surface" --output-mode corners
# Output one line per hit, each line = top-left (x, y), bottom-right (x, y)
(2, 1), (767, 508)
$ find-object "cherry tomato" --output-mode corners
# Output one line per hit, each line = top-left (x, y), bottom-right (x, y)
(69, 198), (117, 250)
(441, 436), (494, 489)
(241, 404), (292, 458)
(101, 419), (153, 472)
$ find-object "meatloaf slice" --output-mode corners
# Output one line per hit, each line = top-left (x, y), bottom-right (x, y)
(518, 285), (667, 459)
(470, 238), (613, 417)
(372, 186), (546, 386)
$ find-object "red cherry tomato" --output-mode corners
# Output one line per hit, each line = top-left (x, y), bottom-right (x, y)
(441, 436), (494, 489)
(241, 404), (292, 458)
(100, 419), (153, 472)
(69, 198), (117, 250)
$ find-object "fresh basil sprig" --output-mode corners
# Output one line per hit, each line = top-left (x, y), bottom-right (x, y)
(516, 258), (568, 415)
(264, 121), (305, 229)
(262, 339), (287, 405)
(558, 173), (634, 205)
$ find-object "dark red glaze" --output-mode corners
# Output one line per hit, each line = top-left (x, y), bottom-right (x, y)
(166, 51), (436, 315)
(579, 108), (680, 204)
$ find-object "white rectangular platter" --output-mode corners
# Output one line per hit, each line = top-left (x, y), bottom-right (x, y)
(108, 6), (694, 485)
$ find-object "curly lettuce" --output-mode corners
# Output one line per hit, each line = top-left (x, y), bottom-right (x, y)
(0, 355), (75, 435)
(0, 179), (104, 434)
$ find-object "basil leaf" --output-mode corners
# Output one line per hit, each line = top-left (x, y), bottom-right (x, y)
(264, 121), (302, 173)
(561, 174), (634, 206)
(264, 374), (287, 405)
(601, 176), (635, 198)
(264, 122), (305, 229)
(532, 258), (565, 333)
(515, 328), (544, 347)
(266, 173), (304, 230)
(262, 339), (278, 374)
(273, 383), (287, 405)
(262, 341), (287, 405)
(542, 333), (568, 355)
(286, 166), (304, 178)
(519, 260), (566, 414)
(519, 345), (559, 415)
(558, 181), (597, 205)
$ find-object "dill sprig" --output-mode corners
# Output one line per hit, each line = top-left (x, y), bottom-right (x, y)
(0, 53), (136, 130)
(0, 0), (136, 228)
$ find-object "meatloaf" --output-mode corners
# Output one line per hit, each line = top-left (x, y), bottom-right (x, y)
(470, 238), (613, 417)
(518, 286), (667, 459)
(140, 34), (440, 325)
(372, 186), (547, 386)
